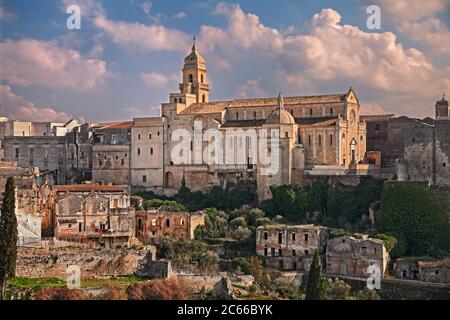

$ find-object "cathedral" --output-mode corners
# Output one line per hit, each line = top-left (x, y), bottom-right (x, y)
(130, 42), (368, 200)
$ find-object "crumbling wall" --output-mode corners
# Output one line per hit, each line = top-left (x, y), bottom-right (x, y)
(16, 247), (156, 279)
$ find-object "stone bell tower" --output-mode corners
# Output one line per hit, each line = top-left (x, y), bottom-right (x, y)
(435, 94), (449, 120)
(179, 38), (211, 104)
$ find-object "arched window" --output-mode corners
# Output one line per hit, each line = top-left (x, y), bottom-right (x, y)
(188, 74), (193, 82)
(318, 135), (322, 146)
(137, 148), (141, 156)
(149, 133), (152, 139)
(150, 148), (154, 155)
(202, 94), (206, 103)
(138, 134), (141, 140)
(201, 74), (204, 83)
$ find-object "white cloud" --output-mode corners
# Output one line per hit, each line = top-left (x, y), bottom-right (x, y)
(196, 4), (449, 117)
(378, 0), (449, 21)
(378, 0), (450, 55)
(173, 12), (187, 19)
(94, 15), (191, 52)
(141, 72), (169, 87)
(0, 85), (72, 122)
(0, 39), (108, 90)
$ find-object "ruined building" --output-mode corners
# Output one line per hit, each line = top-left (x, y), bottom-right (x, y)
(51, 184), (135, 249)
(256, 224), (328, 271)
(135, 208), (205, 244)
(326, 235), (388, 278)
(363, 95), (450, 186)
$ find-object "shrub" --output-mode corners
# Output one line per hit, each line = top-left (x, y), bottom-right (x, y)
(33, 287), (87, 300)
(232, 226), (252, 241)
(127, 278), (189, 300)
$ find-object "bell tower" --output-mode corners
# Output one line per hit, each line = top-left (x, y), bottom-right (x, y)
(179, 38), (210, 103)
(435, 94), (449, 120)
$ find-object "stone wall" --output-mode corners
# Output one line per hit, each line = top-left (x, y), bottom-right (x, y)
(16, 247), (156, 279)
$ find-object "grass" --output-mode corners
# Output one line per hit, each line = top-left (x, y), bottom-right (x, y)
(7, 275), (145, 292)
(7, 277), (66, 292)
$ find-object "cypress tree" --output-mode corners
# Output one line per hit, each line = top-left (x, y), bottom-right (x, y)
(305, 250), (326, 300)
(0, 177), (18, 300)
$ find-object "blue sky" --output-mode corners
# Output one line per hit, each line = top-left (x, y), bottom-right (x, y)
(1, 0), (449, 122)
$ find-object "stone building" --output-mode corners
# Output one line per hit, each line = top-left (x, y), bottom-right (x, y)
(52, 184), (135, 249)
(135, 208), (205, 244)
(130, 42), (369, 200)
(3, 121), (94, 185)
(363, 95), (450, 186)
(92, 121), (133, 186)
(326, 235), (389, 278)
(255, 224), (328, 271)
(394, 257), (450, 284)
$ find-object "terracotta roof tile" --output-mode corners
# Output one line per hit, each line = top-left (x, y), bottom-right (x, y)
(181, 93), (347, 115)
(94, 121), (134, 130)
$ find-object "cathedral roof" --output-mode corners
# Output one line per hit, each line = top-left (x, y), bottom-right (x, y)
(180, 93), (348, 115)
(265, 93), (296, 125)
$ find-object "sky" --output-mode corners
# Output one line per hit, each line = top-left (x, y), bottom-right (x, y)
(0, 0), (449, 122)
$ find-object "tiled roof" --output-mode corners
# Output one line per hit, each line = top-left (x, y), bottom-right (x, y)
(360, 114), (395, 122)
(295, 116), (338, 126)
(181, 93), (347, 115)
(54, 185), (125, 193)
(94, 121), (134, 130)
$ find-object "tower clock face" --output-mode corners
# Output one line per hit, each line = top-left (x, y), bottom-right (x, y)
(350, 109), (356, 125)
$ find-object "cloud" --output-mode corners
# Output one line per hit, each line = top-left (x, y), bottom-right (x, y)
(94, 15), (191, 52)
(173, 12), (187, 19)
(360, 102), (388, 115)
(378, 0), (449, 21)
(378, 0), (450, 55)
(0, 39), (108, 90)
(235, 79), (267, 98)
(0, 7), (15, 21)
(141, 1), (152, 15)
(141, 72), (169, 87)
(195, 4), (449, 117)
(0, 85), (72, 122)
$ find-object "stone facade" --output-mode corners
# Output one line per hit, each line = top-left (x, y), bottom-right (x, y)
(256, 224), (328, 271)
(363, 96), (450, 186)
(92, 121), (132, 186)
(51, 184), (135, 249)
(16, 247), (156, 278)
(135, 208), (205, 244)
(326, 235), (388, 278)
(394, 257), (450, 284)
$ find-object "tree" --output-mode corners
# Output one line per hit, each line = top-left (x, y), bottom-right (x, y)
(305, 251), (326, 300)
(0, 177), (18, 300)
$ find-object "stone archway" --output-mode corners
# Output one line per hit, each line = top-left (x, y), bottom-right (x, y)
(165, 171), (175, 189)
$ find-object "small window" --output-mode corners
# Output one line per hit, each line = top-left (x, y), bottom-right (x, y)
(166, 219), (170, 227)
(310, 108), (313, 116)
(443, 163), (447, 167)
(304, 234), (309, 242)
(264, 248), (268, 256)
(375, 124), (380, 131)
(137, 148), (141, 156)
(157, 131), (160, 136)
(292, 233), (296, 241)
(263, 232), (268, 240)
(142, 175), (147, 183)
(201, 74), (204, 83)
(202, 94), (206, 103)
(150, 148), (154, 155)
(308, 135), (311, 146)
(304, 249), (309, 255)
(278, 249), (283, 257)
(121, 159), (125, 166)
(189, 74), (193, 82)
(292, 249), (296, 256)
(318, 135), (322, 146)
(330, 107), (333, 115)
(149, 134), (152, 139)
(138, 134), (141, 140)
(330, 134), (333, 146)
(254, 111), (257, 119)
(278, 232), (283, 244)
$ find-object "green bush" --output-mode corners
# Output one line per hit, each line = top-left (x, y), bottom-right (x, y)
(378, 182), (450, 257)
(143, 199), (187, 212)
